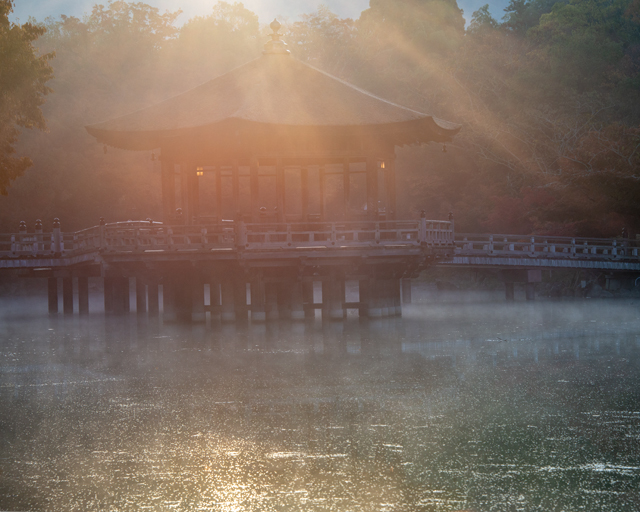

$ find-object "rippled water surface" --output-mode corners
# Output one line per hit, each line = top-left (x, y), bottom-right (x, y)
(1, 295), (640, 511)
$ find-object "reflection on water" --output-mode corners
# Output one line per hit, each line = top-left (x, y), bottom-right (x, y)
(1, 297), (640, 511)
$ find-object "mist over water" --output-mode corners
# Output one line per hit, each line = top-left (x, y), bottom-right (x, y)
(1, 291), (640, 511)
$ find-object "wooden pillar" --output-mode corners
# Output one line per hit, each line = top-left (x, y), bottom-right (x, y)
(526, 283), (536, 301)
(48, 277), (58, 314)
(148, 280), (159, 316)
(367, 279), (382, 318)
(358, 279), (369, 318)
(276, 158), (285, 222)
(135, 278), (146, 315)
(401, 278), (412, 304)
(103, 276), (115, 313)
(209, 281), (221, 322)
(189, 166), (200, 224)
(250, 159), (259, 223)
(192, 280), (205, 323)
(343, 159), (350, 219)
(180, 161), (189, 224)
(319, 165), (325, 221)
(505, 282), (515, 301)
(301, 166), (309, 221)
(366, 157), (378, 220)
(216, 165), (223, 223)
(78, 276), (89, 315)
(122, 277), (130, 313)
(161, 154), (175, 223)
(303, 281), (314, 318)
(380, 280), (390, 317)
(251, 273), (266, 322)
(221, 278), (235, 322)
(111, 276), (130, 315)
(232, 160), (240, 219)
(392, 279), (402, 316)
(162, 279), (177, 322)
(385, 158), (396, 220)
(234, 278), (248, 323)
(323, 275), (343, 321)
(291, 280), (305, 321)
(62, 277), (73, 315)
(277, 281), (292, 320)
(265, 283), (279, 321)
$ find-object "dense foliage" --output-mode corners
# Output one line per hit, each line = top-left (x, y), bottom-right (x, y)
(0, 0), (53, 195)
(1, 0), (639, 237)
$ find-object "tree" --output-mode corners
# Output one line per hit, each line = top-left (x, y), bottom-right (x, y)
(0, 0), (54, 194)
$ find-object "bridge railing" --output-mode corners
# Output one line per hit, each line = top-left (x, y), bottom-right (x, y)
(0, 218), (454, 258)
(242, 219), (453, 249)
(455, 233), (640, 260)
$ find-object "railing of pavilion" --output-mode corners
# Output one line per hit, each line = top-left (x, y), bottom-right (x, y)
(455, 233), (640, 261)
(0, 218), (454, 258)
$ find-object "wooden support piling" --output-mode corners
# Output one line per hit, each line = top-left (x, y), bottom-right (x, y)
(48, 278), (58, 314)
(147, 281), (159, 316)
(62, 277), (73, 315)
(78, 276), (89, 315)
(135, 278), (146, 315)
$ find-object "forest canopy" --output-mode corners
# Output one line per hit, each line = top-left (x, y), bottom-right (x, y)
(1, 0), (639, 237)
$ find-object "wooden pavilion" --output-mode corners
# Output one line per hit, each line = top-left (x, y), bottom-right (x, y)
(87, 20), (459, 226)
(84, 21), (460, 322)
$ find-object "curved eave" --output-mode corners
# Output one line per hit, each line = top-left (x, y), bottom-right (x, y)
(85, 117), (461, 152)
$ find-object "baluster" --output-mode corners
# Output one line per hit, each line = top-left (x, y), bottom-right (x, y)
(583, 242), (588, 254)
(99, 218), (106, 251)
(52, 218), (62, 256)
(18, 221), (27, 254)
(530, 236), (535, 255)
(571, 238), (576, 256)
(418, 210), (427, 243)
(35, 219), (43, 255)
(612, 240), (617, 257)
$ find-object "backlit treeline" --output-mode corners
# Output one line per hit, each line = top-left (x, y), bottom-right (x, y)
(3, 0), (640, 237)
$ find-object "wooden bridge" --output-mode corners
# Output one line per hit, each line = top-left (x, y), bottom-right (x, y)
(1, 218), (638, 320)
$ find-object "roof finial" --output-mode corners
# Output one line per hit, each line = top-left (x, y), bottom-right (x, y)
(263, 18), (290, 55)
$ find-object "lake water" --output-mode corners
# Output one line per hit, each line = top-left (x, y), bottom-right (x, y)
(1, 292), (640, 511)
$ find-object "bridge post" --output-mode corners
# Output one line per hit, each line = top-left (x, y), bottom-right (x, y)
(62, 277), (73, 315)
(48, 278), (58, 314)
(401, 278), (412, 304)
(250, 275), (266, 322)
(103, 276), (114, 313)
(147, 280), (159, 316)
(111, 276), (130, 315)
(78, 276), (89, 315)
(208, 281), (221, 322)
(192, 280), (206, 323)
(135, 278), (146, 315)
